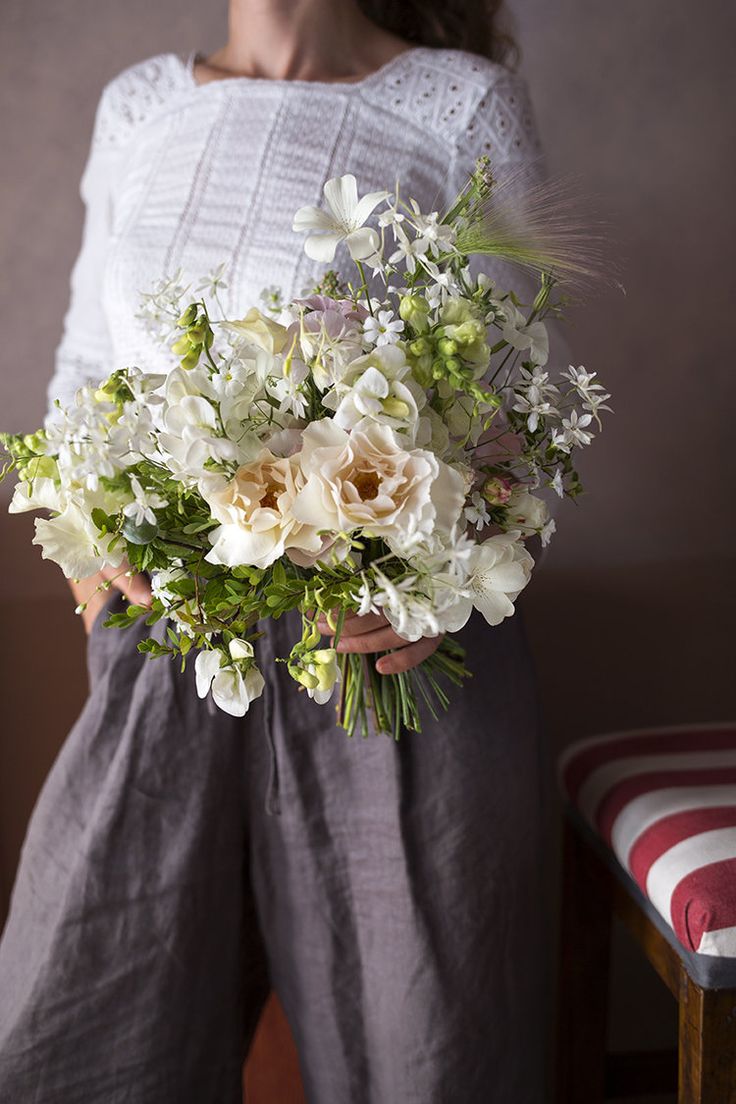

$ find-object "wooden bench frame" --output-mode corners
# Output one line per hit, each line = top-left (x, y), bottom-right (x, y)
(555, 811), (736, 1103)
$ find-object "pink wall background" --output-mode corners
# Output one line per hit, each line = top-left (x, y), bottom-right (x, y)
(1, 0), (734, 1072)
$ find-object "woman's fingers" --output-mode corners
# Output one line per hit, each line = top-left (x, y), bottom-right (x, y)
(375, 634), (443, 675)
(316, 609), (386, 637)
(101, 563), (152, 606)
(316, 607), (443, 673)
(335, 624), (408, 654)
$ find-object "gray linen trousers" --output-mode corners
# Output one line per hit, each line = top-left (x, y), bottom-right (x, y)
(0, 594), (549, 1103)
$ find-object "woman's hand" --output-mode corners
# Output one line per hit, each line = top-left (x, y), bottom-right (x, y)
(316, 610), (442, 675)
(67, 561), (152, 636)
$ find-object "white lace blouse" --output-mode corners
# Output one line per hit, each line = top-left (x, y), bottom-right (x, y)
(48, 46), (545, 413)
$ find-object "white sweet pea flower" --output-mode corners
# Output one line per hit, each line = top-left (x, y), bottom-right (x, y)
(300, 648), (341, 705)
(325, 345), (423, 440)
(362, 309), (404, 347)
(194, 648), (265, 717)
(9, 475), (62, 515)
(292, 174), (388, 262)
(32, 502), (124, 579)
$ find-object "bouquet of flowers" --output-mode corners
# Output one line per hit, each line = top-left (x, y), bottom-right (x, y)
(1, 158), (610, 738)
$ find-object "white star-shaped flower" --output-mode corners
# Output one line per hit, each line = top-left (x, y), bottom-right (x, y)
(293, 174), (388, 263)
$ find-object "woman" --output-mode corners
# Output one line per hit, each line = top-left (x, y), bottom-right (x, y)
(0, 1), (550, 1100)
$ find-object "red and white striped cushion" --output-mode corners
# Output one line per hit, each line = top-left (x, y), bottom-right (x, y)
(559, 723), (736, 958)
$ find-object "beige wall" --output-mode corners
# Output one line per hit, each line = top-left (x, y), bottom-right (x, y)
(1, 0), (734, 1066)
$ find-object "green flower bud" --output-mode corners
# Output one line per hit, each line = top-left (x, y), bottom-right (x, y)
(177, 304), (198, 328)
(437, 337), (457, 358)
(292, 668), (319, 691)
(408, 337), (429, 357)
(229, 638), (254, 661)
(399, 294), (430, 326)
(171, 334), (192, 357)
(180, 348), (201, 371)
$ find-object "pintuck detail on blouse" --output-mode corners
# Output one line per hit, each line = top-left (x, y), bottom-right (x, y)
(49, 47), (547, 416)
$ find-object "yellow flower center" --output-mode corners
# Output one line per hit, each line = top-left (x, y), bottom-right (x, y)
(353, 471), (380, 501)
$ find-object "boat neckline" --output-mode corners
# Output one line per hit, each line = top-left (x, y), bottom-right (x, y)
(177, 45), (425, 92)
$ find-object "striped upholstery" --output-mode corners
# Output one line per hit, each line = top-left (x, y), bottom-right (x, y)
(560, 724), (736, 958)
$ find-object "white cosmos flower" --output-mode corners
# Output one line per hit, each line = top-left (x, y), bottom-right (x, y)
(194, 649), (265, 717)
(292, 174), (388, 263)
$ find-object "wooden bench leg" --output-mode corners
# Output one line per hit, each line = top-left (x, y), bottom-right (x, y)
(556, 817), (613, 1104)
(678, 969), (736, 1103)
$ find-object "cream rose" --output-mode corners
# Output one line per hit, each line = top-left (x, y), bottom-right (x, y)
(201, 449), (327, 568)
(291, 419), (465, 554)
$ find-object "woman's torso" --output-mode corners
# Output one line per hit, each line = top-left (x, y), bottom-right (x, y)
(93, 47), (541, 373)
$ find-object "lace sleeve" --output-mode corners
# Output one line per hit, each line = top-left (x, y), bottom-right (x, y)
(45, 85), (124, 420)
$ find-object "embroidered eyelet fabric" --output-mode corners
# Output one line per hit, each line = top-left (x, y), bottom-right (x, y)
(47, 46), (545, 412)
